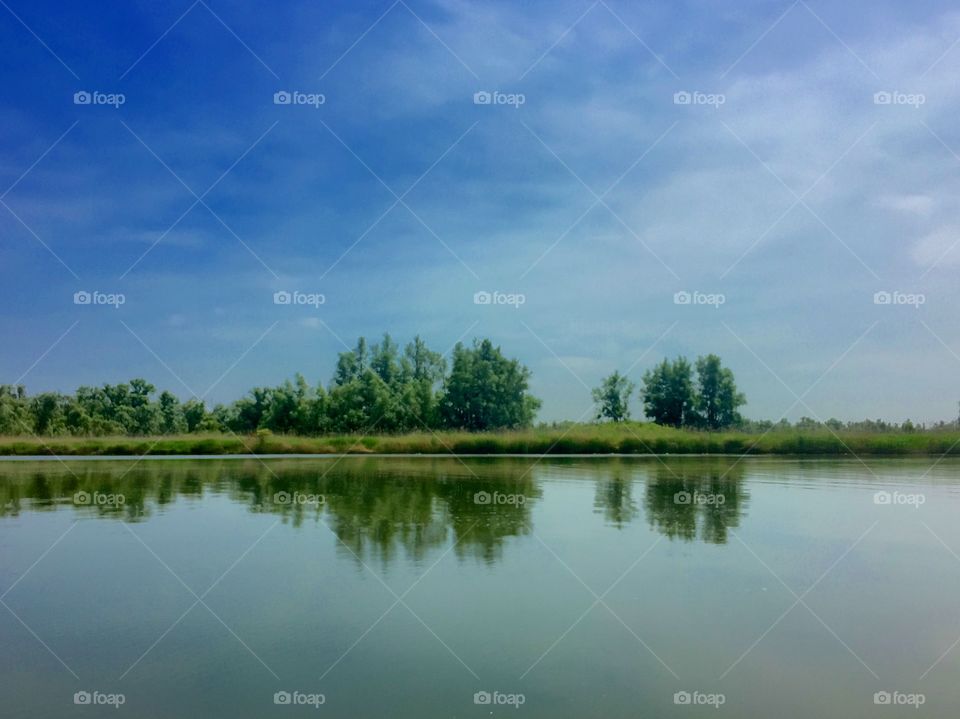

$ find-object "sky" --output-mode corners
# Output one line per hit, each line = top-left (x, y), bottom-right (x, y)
(2, 0), (960, 424)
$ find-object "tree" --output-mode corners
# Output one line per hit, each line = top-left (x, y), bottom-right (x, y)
(640, 357), (694, 428)
(334, 337), (368, 386)
(128, 379), (161, 435)
(370, 334), (401, 386)
(158, 391), (187, 434)
(0, 385), (31, 435)
(327, 370), (395, 432)
(693, 354), (745, 429)
(31, 393), (70, 435)
(440, 339), (541, 430)
(229, 387), (272, 433)
(261, 378), (302, 433)
(400, 336), (446, 428)
(592, 371), (636, 422)
(182, 398), (209, 433)
(327, 336), (401, 432)
(6, 333), (548, 437)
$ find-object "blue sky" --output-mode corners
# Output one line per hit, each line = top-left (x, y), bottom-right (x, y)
(2, 0), (960, 423)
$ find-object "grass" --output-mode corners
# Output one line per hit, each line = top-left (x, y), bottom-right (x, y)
(1, 423), (959, 457)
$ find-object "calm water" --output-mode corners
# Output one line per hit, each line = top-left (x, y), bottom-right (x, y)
(1, 456), (958, 717)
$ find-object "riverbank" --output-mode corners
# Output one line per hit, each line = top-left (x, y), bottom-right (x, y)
(1, 423), (958, 457)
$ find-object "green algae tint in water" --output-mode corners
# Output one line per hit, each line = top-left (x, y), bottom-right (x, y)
(0, 456), (957, 718)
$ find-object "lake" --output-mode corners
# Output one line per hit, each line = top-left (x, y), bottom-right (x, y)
(0, 456), (957, 717)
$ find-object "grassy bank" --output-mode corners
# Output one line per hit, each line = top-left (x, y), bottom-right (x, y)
(1, 423), (959, 457)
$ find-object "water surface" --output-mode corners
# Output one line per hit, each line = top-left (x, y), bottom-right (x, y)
(1, 456), (957, 717)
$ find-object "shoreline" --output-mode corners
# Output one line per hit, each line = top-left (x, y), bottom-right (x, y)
(0, 452), (957, 462)
(1, 426), (959, 459)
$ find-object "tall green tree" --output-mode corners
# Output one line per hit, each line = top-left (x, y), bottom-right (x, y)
(640, 357), (694, 428)
(592, 371), (636, 422)
(182, 398), (209, 432)
(0, 385), (32, 435)
(31, 393), (70, 435)
(158, 391), (187, 434)
(440, 339), (540, 430)
(229, 387), (272, 433)
(693, 354), (745, 429)
(400, 336), (446, 428)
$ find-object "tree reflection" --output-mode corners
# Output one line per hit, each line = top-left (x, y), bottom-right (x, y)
(0, 457), (750, 563)
(593, 470), (638, 527)
(642, 462), (748, 543)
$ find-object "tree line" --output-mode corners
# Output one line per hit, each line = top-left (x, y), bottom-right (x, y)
(11, 335), (941, 437)
(0, 335), (540, 436)
(592, 354), (746, 429)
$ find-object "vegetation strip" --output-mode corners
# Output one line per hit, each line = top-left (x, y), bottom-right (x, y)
(1, 425), (958, 457)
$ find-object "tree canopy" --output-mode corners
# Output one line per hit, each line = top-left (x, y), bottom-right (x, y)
(2, 334), (541, 437)
(440, 339), (541, 430)
(640, 354), (745, 429)
(592, 371), (636, 422)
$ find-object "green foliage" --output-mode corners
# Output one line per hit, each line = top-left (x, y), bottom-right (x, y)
(592, 371), (636, 422)
(158, 391), (187, 434)
(3, 423), (960, 456)
(440, 339), (541, 430)
(0, 385), (32, 435)
(692, 354), (745, 429)
(640, 355), (744, 430)
(0, 334), (540, 438)
(5, 339), (951, 444)
(640, 357), (695, 428)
